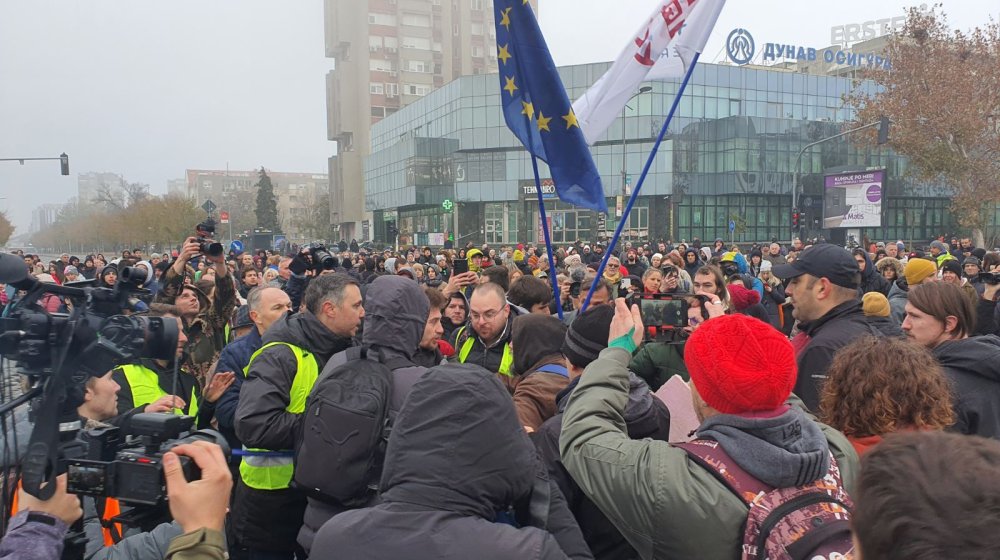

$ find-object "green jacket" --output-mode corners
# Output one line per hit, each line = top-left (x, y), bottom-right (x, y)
(628, 341), (689, 390)
(559, 347), (859, 560)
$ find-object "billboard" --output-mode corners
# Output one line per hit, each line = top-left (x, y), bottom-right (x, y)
(822, 170), (884, 229)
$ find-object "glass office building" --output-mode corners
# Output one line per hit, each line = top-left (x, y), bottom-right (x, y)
(364, 60), (960, 247)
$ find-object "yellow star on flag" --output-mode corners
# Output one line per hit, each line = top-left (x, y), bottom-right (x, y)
(500, 7), (512, 30)
(562, 109), (579, 129)
(521, 101), (534, 120)
(497, 44), (512, 65)
(503, 75), (518, 96)
(536, 112), (552, 132)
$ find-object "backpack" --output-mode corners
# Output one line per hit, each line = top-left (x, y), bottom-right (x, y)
(675, 438), (854, 560)
(293, 346), (415, 506)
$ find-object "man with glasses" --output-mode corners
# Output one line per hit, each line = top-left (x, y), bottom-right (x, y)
(454, 282), (515, 379)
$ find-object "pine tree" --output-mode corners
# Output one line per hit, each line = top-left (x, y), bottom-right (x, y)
(254, 167), (280, 232)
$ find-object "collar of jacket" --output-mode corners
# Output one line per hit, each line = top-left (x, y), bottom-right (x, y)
(474, 313), (513, 350)
(802, 300), (863, 337)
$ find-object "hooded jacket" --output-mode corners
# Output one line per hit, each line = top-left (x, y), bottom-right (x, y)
(933, 335), (1000, 439)
(510, 314), (570, 431)
(886, 277), (909, 326)
(231, 310), (354, 551)
(310, 363), (591, 560)
(856, 250), (890, 296)
(683, 249), (701, 279)
(559, 347), (859, 559)
(298, 275), (431, 553)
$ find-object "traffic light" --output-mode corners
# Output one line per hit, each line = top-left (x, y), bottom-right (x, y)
(59, 153), (69, 176)
(386, 220), (399, 238)
(877, 116), (890, 145)
(792, 209), (800, 229)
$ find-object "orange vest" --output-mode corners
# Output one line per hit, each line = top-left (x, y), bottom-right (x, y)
(10, 478), (122, 546)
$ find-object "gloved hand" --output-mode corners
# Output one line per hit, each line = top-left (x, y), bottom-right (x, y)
(289, 253), (311, 276)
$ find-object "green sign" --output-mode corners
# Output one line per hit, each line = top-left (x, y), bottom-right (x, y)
(442, 199), (454, 212)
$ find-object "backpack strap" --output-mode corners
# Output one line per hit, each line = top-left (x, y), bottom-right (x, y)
(673, 439), (773, 506)
(534, 364), (569, 378)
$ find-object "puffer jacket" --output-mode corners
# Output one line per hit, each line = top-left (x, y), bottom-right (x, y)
(933, 335), (1000, 439)
(310, 363), (592, 560)
(559, 347), (859, 560)
(298, 275), (431, 553)
(510, 314), (569, 431)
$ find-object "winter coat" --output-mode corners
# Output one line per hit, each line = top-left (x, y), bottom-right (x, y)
(310, 364), (592, 560)
(933, 335), (1000, 439)
(535, 375), (671, 560)
(454, 313), (515, 376)
(760, 282), (787, 328)
(886, 277), (909, 326)
(629, 338), (689, 391)
(857, 251), (890, 296)
(298, 275), (432, 553)
(214, 326), (264, 460)
(111, 358), (214, 429)
(231, 310), (354, 551)
(683, 249), (701, 279)
(164, 529), (227, 560)
(559, 347), (859, 560)
(795, 300), (900, 411)
(510, 314), (570, 431)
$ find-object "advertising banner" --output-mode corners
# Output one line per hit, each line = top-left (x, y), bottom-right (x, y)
(822, 170), (884, 228)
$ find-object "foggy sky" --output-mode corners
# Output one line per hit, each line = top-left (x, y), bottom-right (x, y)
(1, 0), (996, 235)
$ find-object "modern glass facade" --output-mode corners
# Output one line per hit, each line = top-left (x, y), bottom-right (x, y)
(364, 60), (963, 246)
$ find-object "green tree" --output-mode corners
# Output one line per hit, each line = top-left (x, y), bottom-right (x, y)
(254, 167), (280, 232)
(848, 7), (1000, 244)
(0, 211), (14, 247)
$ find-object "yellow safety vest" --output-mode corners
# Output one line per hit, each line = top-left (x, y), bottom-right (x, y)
(238, 342), (320, 491)
(119, 364), (199, 420)
(456, 326), (514, 377)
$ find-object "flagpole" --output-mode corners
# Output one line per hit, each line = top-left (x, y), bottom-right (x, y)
(581, 51), (702, 313)
(531, 155), (564, 320)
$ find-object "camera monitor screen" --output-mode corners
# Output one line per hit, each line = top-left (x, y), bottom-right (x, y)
(639, 297), (688, 329)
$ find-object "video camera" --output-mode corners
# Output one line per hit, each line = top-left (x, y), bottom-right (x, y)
(978, 271), (1000, 285)
(307, 243), (337, 272)
(67, 414), (229, 506)
(194, 218), (224, 259)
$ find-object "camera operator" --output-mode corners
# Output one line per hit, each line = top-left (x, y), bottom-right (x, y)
(0, 442), (232, 560)
(231, 274), (363, 560)
(282, 246), (341, 312)
(155, 235), (237, 387)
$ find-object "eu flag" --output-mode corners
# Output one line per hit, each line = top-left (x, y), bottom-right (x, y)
(493, 0), (607, 213)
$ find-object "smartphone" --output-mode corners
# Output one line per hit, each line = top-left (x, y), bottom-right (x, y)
(569, 281), (581, 297)
(637, 295), (689, 329)
(621, 278), (632, 290)
(453, 258), (469, 275)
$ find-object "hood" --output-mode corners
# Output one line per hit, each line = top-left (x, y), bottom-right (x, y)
(134, 260), (155, 287)
(262, 309), (349, 363)
(700, 247), (713, 262)
(698, 407), (831, 488)
(379, 363), (536, 520)
(887, 277), (909, 301)
(855, 250), (877, 281)
(511, 314), (566, 375)
(362, 275), (429, 359)
(384, 258), (397, 273)
(933, 335), (1000, 382)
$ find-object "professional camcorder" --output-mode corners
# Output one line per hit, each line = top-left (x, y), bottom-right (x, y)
(307, 243), (337, 272)
(194, 217), (224, 259)
(977, 271), (1000, 285)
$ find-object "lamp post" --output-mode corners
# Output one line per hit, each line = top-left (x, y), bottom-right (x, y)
(791, 117), (890, 243)
(0, 153), (71, 175)
(620, 86), (652, 241)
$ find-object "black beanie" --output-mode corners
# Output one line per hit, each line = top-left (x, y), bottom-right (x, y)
(562, 304), (615, 368)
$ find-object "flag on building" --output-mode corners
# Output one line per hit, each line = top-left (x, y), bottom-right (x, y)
(573, 0), (726, 145)
(493, 0), (607, 213)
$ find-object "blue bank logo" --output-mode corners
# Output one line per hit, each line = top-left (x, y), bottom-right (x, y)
(726, 28), (755, 65)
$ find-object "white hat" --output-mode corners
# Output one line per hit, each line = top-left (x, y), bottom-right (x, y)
(760, 260), (773, 273)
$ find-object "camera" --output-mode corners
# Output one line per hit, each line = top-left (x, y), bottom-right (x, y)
(66, 414), (230, 506)
(308, 243), (337, 271)
(978, 271), (1000, 285)
(194, 218), (224, 258)
(627, 293), (691, 341)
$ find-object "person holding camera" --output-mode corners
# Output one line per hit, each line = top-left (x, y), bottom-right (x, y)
(155, 236), (237, 388)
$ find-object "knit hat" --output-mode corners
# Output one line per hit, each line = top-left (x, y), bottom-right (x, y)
(63, 265), (79, 276)
(726, 283), (761, 312)
(941, 259), (962, 277)
(862, 292), (890, 318)
(684, 314), (797, 414)
(930, 240), (949, 254)
(232, 305), (254, 329)
(963, 256), (981, 267)
(513, 249), (525, 262)
(562, 304), (614, 368)
(759, 260), (772, 273)
(904, 258), (937, 286)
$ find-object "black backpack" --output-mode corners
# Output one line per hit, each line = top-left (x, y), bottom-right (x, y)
(293, 346), (414, 506)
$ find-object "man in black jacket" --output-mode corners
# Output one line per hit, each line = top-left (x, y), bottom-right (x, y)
(231, 274), (363, 560)
(774, 244), (898, 411)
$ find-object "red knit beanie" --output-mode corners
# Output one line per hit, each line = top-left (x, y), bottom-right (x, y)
(726, 283), (761, 312)
(684, 314), (796, 414)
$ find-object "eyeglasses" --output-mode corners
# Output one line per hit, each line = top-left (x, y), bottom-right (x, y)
(470, 308), (504, 322)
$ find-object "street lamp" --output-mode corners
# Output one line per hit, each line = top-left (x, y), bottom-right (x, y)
(621, 86), (653, 239)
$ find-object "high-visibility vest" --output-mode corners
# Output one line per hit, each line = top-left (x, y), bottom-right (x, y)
(238, 342), (319, 491)
(10, 478), (122, 547)
(119, 364), (199, 419)
(456, 326), (513, 377)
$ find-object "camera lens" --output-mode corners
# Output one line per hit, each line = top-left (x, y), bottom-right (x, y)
(206, 242), (224, 258)
(100, 315), (179, 362)
(312, 248), (336, 270)
(165, 429), (231, 461)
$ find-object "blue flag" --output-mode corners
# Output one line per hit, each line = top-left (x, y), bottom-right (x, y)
(493, 0), (607, 213)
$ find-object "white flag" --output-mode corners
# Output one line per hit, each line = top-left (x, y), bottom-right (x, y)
(573, 0), (726, 145)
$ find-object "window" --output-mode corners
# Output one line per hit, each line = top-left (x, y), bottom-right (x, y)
(401, 13), (431, 27)
(472, 0), (484, 9)
(384, 37), (398, 52)
(369, 59), (395, 72)
(370, 82), (384, 95)
(401, 36), (431, 50)
(471, 45), (483, 58)
(471, 23), (484, 35)
(406, 60), (431, 73)
(368, 13), (397, 26)
(386, 83), (399, 97)
(405, 84), (431, 96)
(371, 106), (386, 117)
(368, 36), (382, 51)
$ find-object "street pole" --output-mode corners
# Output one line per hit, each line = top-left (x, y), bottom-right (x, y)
(791, 119), (887, 245)
(621, 86), (652, 243)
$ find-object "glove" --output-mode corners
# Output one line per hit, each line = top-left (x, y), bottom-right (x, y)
(289, 254), (310, 276)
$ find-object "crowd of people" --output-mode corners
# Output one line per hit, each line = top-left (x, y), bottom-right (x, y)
(3, 231), (1000, 559)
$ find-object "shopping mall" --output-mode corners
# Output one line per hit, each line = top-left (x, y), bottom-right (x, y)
(362, 32), (978, 247)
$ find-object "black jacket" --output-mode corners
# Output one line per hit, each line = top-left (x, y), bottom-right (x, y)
(230, 310), (354, 551)
(454, 313), (515, 375)
(933, 335), (1000, 439)
(111, 358), (214, 430)
(857, 251), (890, 296)
(311, 363), (592, 560)
(796, 300), (900, 411)
(535, 376), (670, 560)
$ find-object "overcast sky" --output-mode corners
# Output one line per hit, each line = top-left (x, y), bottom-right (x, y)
(1, 0), (996, 234)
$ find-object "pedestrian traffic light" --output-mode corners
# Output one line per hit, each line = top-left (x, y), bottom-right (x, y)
(877, 116), (890, 145)
(59, 153), (69, 176)
(792, 209), (800, 229)
(387, 220), (399, 238)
